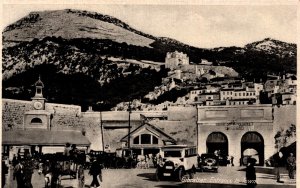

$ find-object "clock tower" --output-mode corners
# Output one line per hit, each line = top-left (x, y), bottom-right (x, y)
(32, 76), (45, 110)
(24, 76), (51, 130)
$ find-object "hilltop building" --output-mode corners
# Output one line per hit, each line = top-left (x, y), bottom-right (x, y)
(165, 51), (189, 70)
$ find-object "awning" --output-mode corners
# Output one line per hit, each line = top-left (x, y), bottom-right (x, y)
(2, 129), (90, 146)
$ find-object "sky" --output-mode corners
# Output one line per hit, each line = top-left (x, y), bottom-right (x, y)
(1, 2), (297, 48)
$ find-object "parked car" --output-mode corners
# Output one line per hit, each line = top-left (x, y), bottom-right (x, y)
(199, 153), (219, 172)
(156, 145), (197, 181)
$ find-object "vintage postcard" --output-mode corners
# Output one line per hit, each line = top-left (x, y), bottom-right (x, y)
(1, 0), (298, 187)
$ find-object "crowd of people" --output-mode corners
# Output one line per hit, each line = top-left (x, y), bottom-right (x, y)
(1, 144), (296, 188)
(10, 153), (35, 188)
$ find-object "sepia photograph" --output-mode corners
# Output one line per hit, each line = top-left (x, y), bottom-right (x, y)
(1, 1), (297, 187)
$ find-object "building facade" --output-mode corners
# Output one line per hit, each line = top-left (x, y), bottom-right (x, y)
(197, 105), (274, 166)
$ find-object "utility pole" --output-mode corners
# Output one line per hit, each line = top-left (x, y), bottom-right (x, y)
(128, 101), (132, 150)
(100, 110), (105, 151)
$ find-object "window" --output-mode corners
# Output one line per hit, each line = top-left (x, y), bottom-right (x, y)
(133, 136), (139, 144)
(31, 118), (42, 124)
(37, 88), (42, 94)
(153, 136), (158, 144)
(141, 134), (151, 144)
(243, 93), (245, 96)
(164, 150), (182, 157)
(239, 93), (241, 96)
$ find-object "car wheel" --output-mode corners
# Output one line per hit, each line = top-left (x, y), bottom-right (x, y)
(178, 167), (184, 182)
(189, 171), (194, 179)
(192, 165), (197, 173)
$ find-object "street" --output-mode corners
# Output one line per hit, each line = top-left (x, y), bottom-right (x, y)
(4, 166), (296, 188)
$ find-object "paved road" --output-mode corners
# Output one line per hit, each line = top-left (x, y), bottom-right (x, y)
(4, 166), (296, 188)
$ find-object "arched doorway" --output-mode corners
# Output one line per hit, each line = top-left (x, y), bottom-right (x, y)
(241, 132), (264, 166)
(206, 132), (228, 156)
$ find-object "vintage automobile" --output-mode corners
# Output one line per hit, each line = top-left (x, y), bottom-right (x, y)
(198, 153), (219, 172)
(155, 145), (197, 181)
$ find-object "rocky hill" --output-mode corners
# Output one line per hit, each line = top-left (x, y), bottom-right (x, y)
(2, 9), (297, 110)
(245, 38), (296, 57)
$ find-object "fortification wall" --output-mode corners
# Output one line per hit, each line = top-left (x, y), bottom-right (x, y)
(167, 106), (197, 121)
(2, 99), (33, 130)
(273, 105), (296, 130)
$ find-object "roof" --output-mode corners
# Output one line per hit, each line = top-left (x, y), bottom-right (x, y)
(221, 88), (234, 91)
(161, 145), (196, 149)
(2, 129), (90, 146)
(228, 98), (256, 101)
(35, 76), (44, 87)
(120, 122), (176, 143)
(200, 92), (219, 95)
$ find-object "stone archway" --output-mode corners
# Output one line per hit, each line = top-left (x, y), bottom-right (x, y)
(206, 132), (228, 156)
(241, 132), (264, 166)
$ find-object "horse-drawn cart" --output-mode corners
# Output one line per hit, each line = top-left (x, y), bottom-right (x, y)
(42, 153), (85, 188)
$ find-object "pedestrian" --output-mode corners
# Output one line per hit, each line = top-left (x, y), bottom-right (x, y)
(246, 158), (257, 188)
(2, 160), (9, 188)
(152, 154), (157, 168)
(273, 151), (284, 183)
(231, 156), (234, 166)
(13, 159), (25, 188)
(64, 143), (71, 157)
(89, 157), (103, 188)
(287, 153), (296, 179)
(12, 154), (18, 167)
(23, 156), (34, 188)
(227, 155), (231, 166)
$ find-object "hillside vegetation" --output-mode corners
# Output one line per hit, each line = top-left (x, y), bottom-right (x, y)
(2, 9), (297, 110)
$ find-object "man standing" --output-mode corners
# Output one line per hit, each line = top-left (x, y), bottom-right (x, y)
(13, 159), (25, 188)
(246, 158), (257, 188)
(23, 156), (34, 188)
(273, 151), (284, 183)
(2, 160), (9, 188)
(89, 157), (103, 188)
(287, 153), (296, 179)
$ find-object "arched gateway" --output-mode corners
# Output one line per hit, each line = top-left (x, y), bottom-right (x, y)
(206, 132), (228, 156)
(241, 132), (264, 166)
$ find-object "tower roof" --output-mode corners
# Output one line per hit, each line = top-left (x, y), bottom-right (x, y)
(35, 76), (44, 88)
